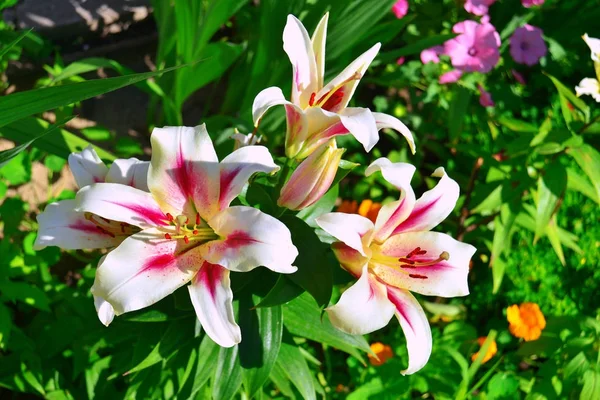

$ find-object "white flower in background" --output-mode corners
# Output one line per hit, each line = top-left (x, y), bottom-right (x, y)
(71, 125), (297, 347)
(252, 13), (415, 159)
(576, 34), (600, 103)
(575, 78), (600, 102)
(232, 131), (262, 150)
(316, 158), (476, 375)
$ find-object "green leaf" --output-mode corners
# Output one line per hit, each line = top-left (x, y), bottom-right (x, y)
(535, 142), (565, 155)
(378, 34), (457, 63)
(564, 352), (589, 381)
(239, 296), (283, 398)
(567, 144), (600, 204)
(0, 303), (11, 349)
(125, 318), (194, 375)
(297, 184), (338, 227)
(213, 344), (243, 400)
(0, 281), (50, 311)
(283, 293), (370, 361)
(176, 42), (244, 107)
(0, 29), (32, 59)
(448, 86), (471, 142)
(327, 0), (399, 60)
(567, 167), (599, 203)
(255, 276), (304, 308)
(187, 335), (220, 398)
(274, 338), (316, 400)
(0, 116), (74, 167)
(0, 64), (184, 128)
(546, 74), (590, 126)
(581, 370), (600, 400)
(0, 117), (115, 160)
(546, 216), (566, 265)
(281, 215), (334, 307)
(490, 204), (518, 293)
(332, 159), (359, 187)
(535, 160), (566, 242)
(497, 115), (538, 133)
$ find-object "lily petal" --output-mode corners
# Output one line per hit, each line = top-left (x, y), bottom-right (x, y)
(311, 13), (329, 89)
(283, 15), (319, 108)
(372, 112), (416, 154)
(203, 206), (298, 273)
(392, 167), (459, 235)
(91, 229), (203, 315)
(68, 146), (108, 188)
(284, 104), (309, 158)
(316, 212), (373, 256)
(386, 286), (432, 375)
(331, 242), (369, 277)
(188, 262), (241, 348)
(105, 158), (150, 191)
(252, 86), (291, 126)
(34, 200), (123, 250)
(219, 145), (279, 209)
(339, 107), (379, 153)
(315, 43), (381, 113)
(94, 295), (115, 327)
(366, 159), (416, 243)
(75, 183), (168, 228)
(326, 266), (396, 334)
(372, 231), (475, 297)
(148, 125), (220, 221)
(296, 107), (345, 159)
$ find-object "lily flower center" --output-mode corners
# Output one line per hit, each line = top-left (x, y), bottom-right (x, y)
(310, 72), (361, 110)
(84, 212), (140, 237)
(161, 212), (219, 244)
(370, 245), (450, 280)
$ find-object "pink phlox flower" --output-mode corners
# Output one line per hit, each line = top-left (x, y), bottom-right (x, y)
(478, 84), (495, 107)
(521, 0), (544, 8)
(420, 45), (444, 64)
(510, 24), (547, 66)
(439, 70), (463, 84)
(392, 0), (409, 19)
(512, 69), (527, 85)
(444, 20), (501, 73)
(465, 0), (496, 16)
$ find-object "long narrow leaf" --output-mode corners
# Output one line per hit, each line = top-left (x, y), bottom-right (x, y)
(0, 64), (184, 128)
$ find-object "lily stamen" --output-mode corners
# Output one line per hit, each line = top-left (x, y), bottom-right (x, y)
(400, 251), (450, 269)
(84, 212), (138, 237)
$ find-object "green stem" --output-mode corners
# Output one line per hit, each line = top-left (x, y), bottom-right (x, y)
(274, 158), (295, 217)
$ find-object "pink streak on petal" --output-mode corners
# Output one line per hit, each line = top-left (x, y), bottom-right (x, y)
(138, 253), (176, 274)
(197, 261), (224, 300)
(391, 195), (441, 234)
(219, 166), (242, 209)
(224, 230), (260, 249)
(68, 221), (111, 236)
(387, 288), (414, 330)
(107, 201), (168, 226)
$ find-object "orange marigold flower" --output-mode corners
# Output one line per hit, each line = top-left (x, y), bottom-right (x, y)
(368, 342), (394, 366)
(471, 336), (497, 364)
(507, 302), (546, 341)
(336, 199), (358, 214)
(357, 199), (382, 223)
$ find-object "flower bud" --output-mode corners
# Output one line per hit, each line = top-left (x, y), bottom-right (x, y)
(278, 140), (344, 210)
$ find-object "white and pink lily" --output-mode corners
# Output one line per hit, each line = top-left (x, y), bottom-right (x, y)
(316, 158), (476, 374)
(71, 125), (297, 347)
(252, 13), (415, 160)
